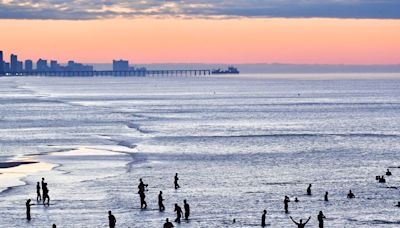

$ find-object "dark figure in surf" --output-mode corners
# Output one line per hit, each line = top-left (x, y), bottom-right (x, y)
(290, 216), (311, 228)
(138, 178), (148, 194)
(174, 203), (183, 223)
(324, 192), (329, 201)
(41, 178), (45, 202)
(386, 169), (392, 176)
(317, 211), (326, 228)
(42, 182), (50, 205)
(158, 191), (165, 211)
(396, 201), (400, 207)
(26, 199), (34, 221)
(261, 210), (267, 227)
(52, 224), (56, 228)
(284, 196), (290, 213)
(379, 176), (386, 183)
(347, 190), (355, 198)
(36, 182), (41, 201)
(163, 218), (174, 228)
(184, 199), (190, 220)
(108, 211), (116, 228)
(307, 184), (312, 195)
(139, 191), (147, 209)
(174, 173), (180, 189)
(294, 197), (299, 202)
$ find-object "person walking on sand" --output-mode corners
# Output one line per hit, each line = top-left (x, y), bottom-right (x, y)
(284, 196), (290, 213)
(261, 210), (267, 227)
(174, 203), (183, 223)
(290, 216), (311, 228)
(307, 184), (312, 195)
(174, 173), (180, 189)
(108, 211), (116, 228)
(158, 191), (165, 211)
(184, 199), (190, 220)
(164, 218), (174, 228)
(26, 199), (34, 221)
(36, 182), (41, 201)
(317, 211), (326, 228)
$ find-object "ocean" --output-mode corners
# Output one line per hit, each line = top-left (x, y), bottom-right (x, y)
(0, 75), (399, 227)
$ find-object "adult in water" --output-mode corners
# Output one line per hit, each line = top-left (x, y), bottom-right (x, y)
(324, 192), (329, 201)
(261, 210), (267, 227)
(41, 178), (45, 202)
(290, 216), (311, 228)
(386, 169), (392, 176)
(317, 211), (326, 228)
(158, 191), (165, 211)
(347, 190), (355, 198)
(139, 191), (147, 209)
(184, 199), (190, 220)
(26, 199), (34, 221)
(138, 178), (148, 194)
(174, 173), (180, 189)
(42, 182), (50, 205)
(52, 224), (56, 228)
(108, 211), (116, 228)
(163, 218), (174, 228)
(284, 196), (290, 213)
(174, 203), (183, 223)
(307, 184), (312, 195)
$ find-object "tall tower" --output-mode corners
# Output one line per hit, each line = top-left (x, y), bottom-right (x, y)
(0, 51), (4, 74)
(10, 54), (18, 73)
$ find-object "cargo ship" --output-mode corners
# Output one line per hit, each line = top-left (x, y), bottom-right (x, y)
(212, 66), (240, 74)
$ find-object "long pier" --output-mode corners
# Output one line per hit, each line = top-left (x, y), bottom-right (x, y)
(0, 69), (212, 77)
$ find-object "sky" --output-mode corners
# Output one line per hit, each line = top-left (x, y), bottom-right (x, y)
(0, 0), (399, 64)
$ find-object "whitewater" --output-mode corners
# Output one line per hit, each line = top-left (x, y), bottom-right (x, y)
(0, 75), (400, 227)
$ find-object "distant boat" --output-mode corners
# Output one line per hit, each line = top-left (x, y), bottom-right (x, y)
(212, 66), (240, 74)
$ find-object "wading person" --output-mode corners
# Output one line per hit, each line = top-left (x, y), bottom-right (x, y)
(174, 203), (183, 223)
(290, 216), (311, 228)
(36, 182), (41, 202)
(108, 211), (116, 228)
(317, 211), (326, 228)
(324, 192), (328, 201)
(261, 210), (267, 227)
(158, 191), (165, 211)
(284, 196), (290, 213)
(174, 173), (180, 189)
(307, 184), (312, 195)
(26, 199), (34, 221)
(184, 199), (190, 220)
(163, 218), (174, 228)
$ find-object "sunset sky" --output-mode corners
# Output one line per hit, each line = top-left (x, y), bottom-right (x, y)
(0, 0), (399, 64)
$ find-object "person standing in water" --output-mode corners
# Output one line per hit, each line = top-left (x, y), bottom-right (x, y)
(26, 199), (34, 221)
(290, 216), (311, 228)
(52, 224), (56, 228)
(317, 211), (326, 228)
(307, 184), (312, 195)
(284, 196), (290, 213)
(347, 190), (355, 198)
(174, 173), (180, 189)
(43, 182), (50, 205)
(164, 218), (174, 228)
(36, 182), (41, 202)
(184, 199), (190, 220)
(261, 210), (267, 227)
(386, 169), (392, 176)
(174, 203), (183, 223)
(41, 178), (45, 202)
(158, 191), (165, 211)
(108, 211), (116, 228)
(324, 192), (329, 201)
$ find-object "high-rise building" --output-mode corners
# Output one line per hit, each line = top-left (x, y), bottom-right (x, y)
(37, 59), (48, 71)
(4, 62), (10, 72)
(113, 60), (129, 71)
(0, 51), (4, 74)
(25, 60), (33, 72)
(17, 61), (23, 72)
(10, 54), (18, 72)
(50, 60), (60, 71)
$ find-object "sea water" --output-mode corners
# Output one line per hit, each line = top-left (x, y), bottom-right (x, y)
(0, 75), (399, 227)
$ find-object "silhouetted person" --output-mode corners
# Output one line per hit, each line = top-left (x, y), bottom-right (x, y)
(347, 190), (355, 198)
(139, 191), (147, 209)
(158, 191), (165, 211)
(174, 173), (180, 189)
(138, 178), (148, 194)
(284, 196), (290, 213)
(108, 211), (116, 228)
(307, 184), (312, 195)
(184, 199), (190, 220)
(41, 178), (45, 201)
(396, 201), (400, 207)
(164, 218), (174, 228)
(386, 169), (392, 176)
(43, 182), (50, 205)
(290, 216), (311, 228)
(52, 224), (56, 228)
(317, 211), (326, 228)
(294, 197), (299, 202)
(174, 203), (183, 223)
(36, 182), (41, 201)
(233, 218), (236, 224)
(324, 192), (328, 201)
(26, 199), (34, 221)
(261, 210), (267, 227)
(379, 176), (386, 183)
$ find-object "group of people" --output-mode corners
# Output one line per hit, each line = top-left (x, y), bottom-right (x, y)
(26, 177), (51, 221)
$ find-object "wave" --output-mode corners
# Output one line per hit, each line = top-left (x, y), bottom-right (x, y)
(126, 123), (154, 134)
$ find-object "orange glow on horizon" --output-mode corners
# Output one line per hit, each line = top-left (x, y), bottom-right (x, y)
(0, 18), (399, 64)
